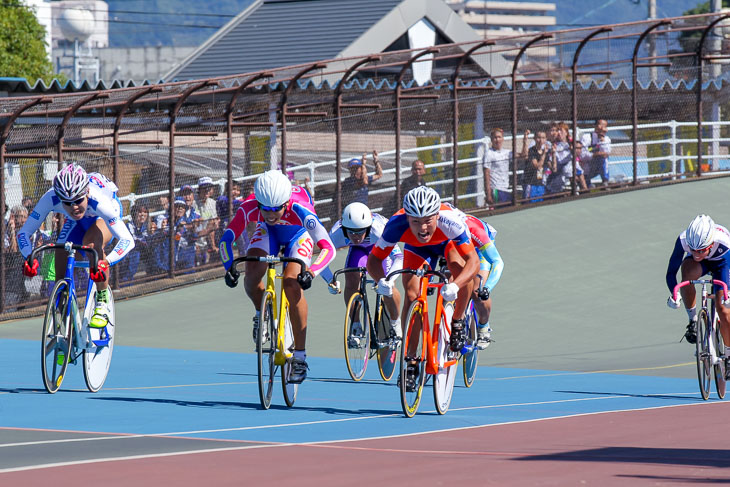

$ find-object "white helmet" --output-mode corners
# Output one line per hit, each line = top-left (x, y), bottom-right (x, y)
(254, 170), (291, 208)
(53, 163), (89, 202)
(342, 202), (373, 237)
(403, 186), (440, 217)
(686, 214), (715, 250)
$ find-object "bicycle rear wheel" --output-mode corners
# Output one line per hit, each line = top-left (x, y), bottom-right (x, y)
(433, 306), (458, 415)
(696, 309), (712, 400)
(375, 299), (397, 382)
(400, 300), (426, 418)
(41, 280), (73, 394)
(258, 291), (277, 409)
(712, 311), (726, 400)
(343, 291), (369, 381)
(462, 299), (479, 388)
(83, 285), (115, 393)
(281, 304), (298, 407)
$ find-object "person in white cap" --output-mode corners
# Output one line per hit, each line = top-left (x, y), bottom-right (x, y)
(193, 176), (218, 265)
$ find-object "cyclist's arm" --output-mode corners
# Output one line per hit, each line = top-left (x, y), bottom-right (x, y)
(481, 243), (504, 291)
(666, 236), (685, 292)
(219, 202), (256, 270)
(98, 200), (135, 266)
(17, 190), (54, 259)
(295, 207), (336, 277)
(319, 226), (347, 283)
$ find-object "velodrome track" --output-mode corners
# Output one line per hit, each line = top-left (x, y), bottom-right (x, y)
(1, 178), (729, 485)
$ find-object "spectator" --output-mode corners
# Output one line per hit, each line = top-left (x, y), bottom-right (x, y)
(545, 122), (573, 195)
(4, 205), (41, 305)
(153, 198), (198, 272)
(580, 119), (612, 187)
(574, 139), (590, 192)
(386, 159), (427, 217)
(341, 150), (383, 206)
(523, 130), (548, 203)
(180, 185), (196, 220)
(216, 180), (242, 228)
(192, 176), (219, 265)
(480, 128), (529, 206)
(21, 196), (33, 214)
(118, 204), (152, 282)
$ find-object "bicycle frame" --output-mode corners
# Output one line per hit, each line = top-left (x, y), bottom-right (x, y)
(673, 278), (728, 364)
(264, 261), (291, 366)
(389, 266), (457, 375)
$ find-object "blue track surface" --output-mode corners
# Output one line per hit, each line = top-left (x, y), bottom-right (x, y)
(0, 339), (708, 445)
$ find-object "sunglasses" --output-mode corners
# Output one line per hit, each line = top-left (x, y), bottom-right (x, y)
(61, 196), (86, 206)
(258, 203), (286, 212)
(692, 245), (713, 253)
(344, 227), (368, 236)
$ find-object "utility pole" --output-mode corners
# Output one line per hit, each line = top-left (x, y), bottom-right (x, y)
(710, 0), (722, 168)
(648, 0), (657, 80)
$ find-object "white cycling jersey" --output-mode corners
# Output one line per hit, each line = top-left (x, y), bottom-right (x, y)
(17, 172), (135, 266)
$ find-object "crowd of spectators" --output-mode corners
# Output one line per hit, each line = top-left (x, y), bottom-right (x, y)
(2, 123), (612, 308)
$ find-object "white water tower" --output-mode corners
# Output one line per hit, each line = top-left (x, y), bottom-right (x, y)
(57, 6), (99, 84)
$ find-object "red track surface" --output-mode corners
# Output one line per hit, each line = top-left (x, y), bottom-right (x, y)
(4, 402), (728, 486)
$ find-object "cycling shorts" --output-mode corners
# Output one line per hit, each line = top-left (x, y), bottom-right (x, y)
(248, 222), (314, 268)
(346, 245), (402, 280)
(403, 240), (457, 271)
(684, 255), (730, 295)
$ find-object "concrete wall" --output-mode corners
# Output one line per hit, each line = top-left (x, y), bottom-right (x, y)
(97, 46), (196, 82)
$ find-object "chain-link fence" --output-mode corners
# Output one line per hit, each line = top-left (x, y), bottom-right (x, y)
(2, 13), (730, 319)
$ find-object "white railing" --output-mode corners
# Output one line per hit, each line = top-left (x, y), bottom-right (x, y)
(119, 120), (730, 223)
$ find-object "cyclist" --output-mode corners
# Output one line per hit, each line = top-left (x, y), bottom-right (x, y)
(666, 214), (730, 353)
(219, 170), (336, 384)
(367, 186), (480, 379)
(319, 202), (404, 344)
(18, 164), (134, 329)
(462, 213), (504, 350)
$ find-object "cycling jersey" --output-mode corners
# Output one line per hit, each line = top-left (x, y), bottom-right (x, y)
(17, 172), (134, 266)
(219, 185), (335, 275)
(666, 224), (730, 293)
(463, 215), (504, 291)
(319, 213), (403, 283)
(372, 204), (475, 269)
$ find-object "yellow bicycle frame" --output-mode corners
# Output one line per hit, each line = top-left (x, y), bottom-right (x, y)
(263, 264), (292, 366)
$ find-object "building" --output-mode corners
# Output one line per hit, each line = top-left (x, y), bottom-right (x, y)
(165, 0), (512, 83)
(445, 0), (556, 38)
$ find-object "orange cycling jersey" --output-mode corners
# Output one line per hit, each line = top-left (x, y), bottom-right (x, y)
(372, 205), (474, 261)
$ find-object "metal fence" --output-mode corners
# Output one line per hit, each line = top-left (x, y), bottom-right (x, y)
(2, 12), (730, 318)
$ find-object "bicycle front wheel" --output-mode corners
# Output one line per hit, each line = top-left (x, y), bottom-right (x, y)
(41, 280), (74, 394)
(258, 291), (277, 409)
(462, 299), (479, 388)
(400, 300), (426, 418)
(375, 298), (397, 382)
(343, 291), (369, 381)
(712, 311), (726, 400)
(696, 309), (712, 400)
(433, 306), (458, 415)
(281, 303), (298, 407)
(83, 284), (115, 393)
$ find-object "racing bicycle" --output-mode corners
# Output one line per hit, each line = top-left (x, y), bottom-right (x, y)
(673, 278), (729, 400)
(387, 265), (458, 417)
(226, 255), (308, 409)
(330, 266), (399, 382)
(29, 242), (115, 393)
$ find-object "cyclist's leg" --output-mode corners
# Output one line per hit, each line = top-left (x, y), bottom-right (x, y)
(472, 269), (492, 323)
(444, 243), (474, 320)
(54, 217), (80, 280)
(282, 230), (314, 352)
(711, 260), (730, 346)
(83, 218), (113, 290)
(243, 224), (272, 308)
(679, 256), (704, 311)
(343, 246), (364, 307)
(382, 254), (402, 321)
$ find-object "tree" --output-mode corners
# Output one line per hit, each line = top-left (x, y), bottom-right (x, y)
(668, 1), (730, 80)
(0, 0), (57, 82)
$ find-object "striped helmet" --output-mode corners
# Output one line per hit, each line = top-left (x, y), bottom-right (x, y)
(403, 186), (440, 217)
(53, 163), (89, 202)
(686, 214), (715, 251)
